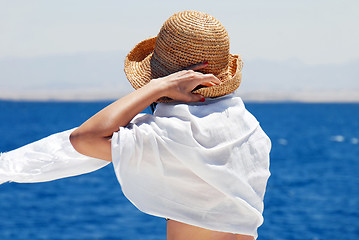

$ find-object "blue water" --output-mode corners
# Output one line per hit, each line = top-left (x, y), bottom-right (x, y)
(0, 100), (358, 239)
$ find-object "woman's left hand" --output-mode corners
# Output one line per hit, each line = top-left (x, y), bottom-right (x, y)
(150, 62), (222, 102)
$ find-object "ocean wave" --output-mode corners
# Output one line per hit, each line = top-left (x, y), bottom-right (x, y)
(330, 135), (345, 142)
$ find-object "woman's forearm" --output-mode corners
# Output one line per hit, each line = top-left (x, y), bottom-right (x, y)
(78, 80), (165, 138)
(70, 80), (165, 161)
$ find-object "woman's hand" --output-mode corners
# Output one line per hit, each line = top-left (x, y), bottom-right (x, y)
(151, 62), (221, 102)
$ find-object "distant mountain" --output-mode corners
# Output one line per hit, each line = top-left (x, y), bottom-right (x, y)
(237, 58), (359, 102)
(0, 52), (358, 101)
(0, 51), (132, 100)
(241, 58), (359, 92)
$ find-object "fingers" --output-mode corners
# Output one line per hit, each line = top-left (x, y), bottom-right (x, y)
(160, 67), (222, 102)
(181, 71), (221, 88)
(197, 73), (222, 87)
(182, 71), (222, 88)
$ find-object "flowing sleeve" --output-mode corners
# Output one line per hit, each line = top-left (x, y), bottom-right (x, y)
(0, 128), (110, 184)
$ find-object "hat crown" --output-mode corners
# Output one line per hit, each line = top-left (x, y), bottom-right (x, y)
(124, 11), (242, 102)
(151, 11), (230, 79)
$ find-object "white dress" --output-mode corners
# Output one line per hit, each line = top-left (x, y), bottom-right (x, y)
(0, 93), (271, 239)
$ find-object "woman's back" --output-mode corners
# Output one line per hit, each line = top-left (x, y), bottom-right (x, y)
(167, 220), (254, 240)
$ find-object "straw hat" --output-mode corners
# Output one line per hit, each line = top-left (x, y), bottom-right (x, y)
(124, 11), (242, 101)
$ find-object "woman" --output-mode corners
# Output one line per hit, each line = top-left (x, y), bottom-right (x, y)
(1, 11), (270, 240)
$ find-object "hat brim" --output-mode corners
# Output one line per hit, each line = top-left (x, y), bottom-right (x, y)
(124, 37), (242, 102)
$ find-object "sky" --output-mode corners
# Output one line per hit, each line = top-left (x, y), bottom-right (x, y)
(1, 0), (358, 101)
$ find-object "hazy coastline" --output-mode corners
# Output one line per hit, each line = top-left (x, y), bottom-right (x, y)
(1, 89), (358, 103)
(1, 51), (358, 103)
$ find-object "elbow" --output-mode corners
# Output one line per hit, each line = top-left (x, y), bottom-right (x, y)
(69, 129), (94, 155)
(69, 129), (84, 154)
(69, 128), (112, 161)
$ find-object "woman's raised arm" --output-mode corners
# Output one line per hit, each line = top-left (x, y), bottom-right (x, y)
(69, 64), (220, 162)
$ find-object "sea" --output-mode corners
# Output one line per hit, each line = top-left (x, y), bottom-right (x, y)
(0, 100), (358, 240)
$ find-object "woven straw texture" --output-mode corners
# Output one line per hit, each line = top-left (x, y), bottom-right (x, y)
(125, 11), (242, 101)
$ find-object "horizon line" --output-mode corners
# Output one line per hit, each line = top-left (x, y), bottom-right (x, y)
(1, 90), (359, 103)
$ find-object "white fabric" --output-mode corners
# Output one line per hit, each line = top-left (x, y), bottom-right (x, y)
(0, 94), (270, 238)
(0, 129), (109, 184)
(111, 94), (271, 238)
